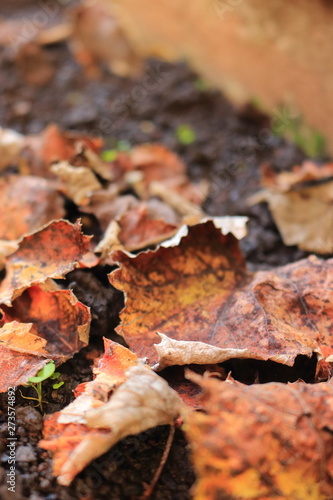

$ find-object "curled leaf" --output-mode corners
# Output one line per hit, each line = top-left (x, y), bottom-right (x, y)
(0, 219), (91, 305)
(0, 285), (90, 391)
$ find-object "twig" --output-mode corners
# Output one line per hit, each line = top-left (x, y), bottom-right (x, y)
(140, 424), (176, 499)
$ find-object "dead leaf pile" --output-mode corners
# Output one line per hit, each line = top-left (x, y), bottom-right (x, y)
(1, 113), (333, 500)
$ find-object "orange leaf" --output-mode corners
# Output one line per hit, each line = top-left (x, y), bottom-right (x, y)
(39, 340), (183, 485)
(0, 175), (65, 240)
(109, 221), (332, 371)
(0, 285), (90, 391)
(0, 219), (91, 305)
(183, 374), (333, 500)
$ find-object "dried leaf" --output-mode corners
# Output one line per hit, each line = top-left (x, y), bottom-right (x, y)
(250, 162), (333, 253)
(109, 220), (332, 370)
(0, 285), (90, 391)
(0, 219), (91, 306)
(51, 161), (102, 206)
(96, 198), (180, 257)
(183, 373), (333, 500)
(262, 161), (333, 192)
(39, 342), (183, 485)
(121, 144), (206, 206)
(0, 175), (65, 240)
(23, 124), (103, 177)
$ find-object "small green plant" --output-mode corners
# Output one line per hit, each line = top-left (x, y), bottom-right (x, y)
(20, 361), (64, 411)
(101, 139), (132, 162)
(175, 124), (197, 145)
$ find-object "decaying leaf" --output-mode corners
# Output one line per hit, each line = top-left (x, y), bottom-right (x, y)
(250, 161), (333, 253)
(0, 175), (65, 240)
(183, 373), (333, 500)
(120, 143), (207, 206)
(0, 219), (91, 306)
(0, 285), (90, 391)
(39, 340), (183, 485)
(51, 161), (102, 206)
(261, 161), (333, 191)
(23, 124), (103, 177)
(95, 198), (180, 257)
(109, 220), (332, 371)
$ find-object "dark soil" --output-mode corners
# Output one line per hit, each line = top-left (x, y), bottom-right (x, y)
(0, 2), (329, 500)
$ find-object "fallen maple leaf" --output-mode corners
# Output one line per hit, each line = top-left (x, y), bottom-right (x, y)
(119, 143), (207, 206)
(0, 175), (65, 240)
(249, 161), (333, 253)
(95, 198), (180, 257)
(23, 124), (103, 177)
(51, 161), (102, 206)
(109, 220), (332, 371)
(0, 219), (91, 306)
(183, 373), (333, 500)
(39, 340), (183, 485)
(0, 285), (90, 392)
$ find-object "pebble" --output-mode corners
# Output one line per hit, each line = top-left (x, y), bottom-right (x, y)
(16, 445), (36, 463)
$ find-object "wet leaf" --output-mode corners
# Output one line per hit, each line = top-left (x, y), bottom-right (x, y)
(39, 341), (183, 485)
(0, 285), (90, 391)
(0, 219), (91, 306)
(183, 373), (333, 500)
(109, 220), (332, 371)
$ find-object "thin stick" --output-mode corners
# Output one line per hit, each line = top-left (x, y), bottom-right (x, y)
(140, 425), (176, 500)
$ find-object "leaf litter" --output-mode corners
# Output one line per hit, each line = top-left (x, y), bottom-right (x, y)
(0, 10), (333, 498)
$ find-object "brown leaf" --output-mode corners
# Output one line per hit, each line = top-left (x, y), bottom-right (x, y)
(262, 160), (333, 192)
(0, 175), (65, 240)
(39, 341), (183, 485)
(183, 373), (333, 500)
(23, 124), (103, 177)
(120, 143), (207, 206)
(109, 220), (332, 370)
(0, 219), (91, 306)
(250, 162), (333, 253)
(51, 161), (102, 206)
(95, 198), (180, 257)
(0, 285), (90, 391)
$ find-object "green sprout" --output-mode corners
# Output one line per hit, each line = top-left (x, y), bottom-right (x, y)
(101, 139), (132, 162)
(20, 361), (63, 411)
(175, 125), (196, 145)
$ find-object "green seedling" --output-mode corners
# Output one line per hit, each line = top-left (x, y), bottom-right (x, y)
(20, 361), (63, 411)
(175, 124), (196, 145)
(101, 139), (132, 162)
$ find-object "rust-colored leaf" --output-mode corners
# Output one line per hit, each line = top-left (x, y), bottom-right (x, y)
(23, 124), (103, 177)
(0, 175), (65, 240)
(0, 219), (91, 305)
(119, 143), (207, 205)
(183, 373), (333, 500)
(109, 221), (332, 371)
(39, 340), (183, 485)
(0, 285), (90, 391)
(95, 198), (180, 257)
